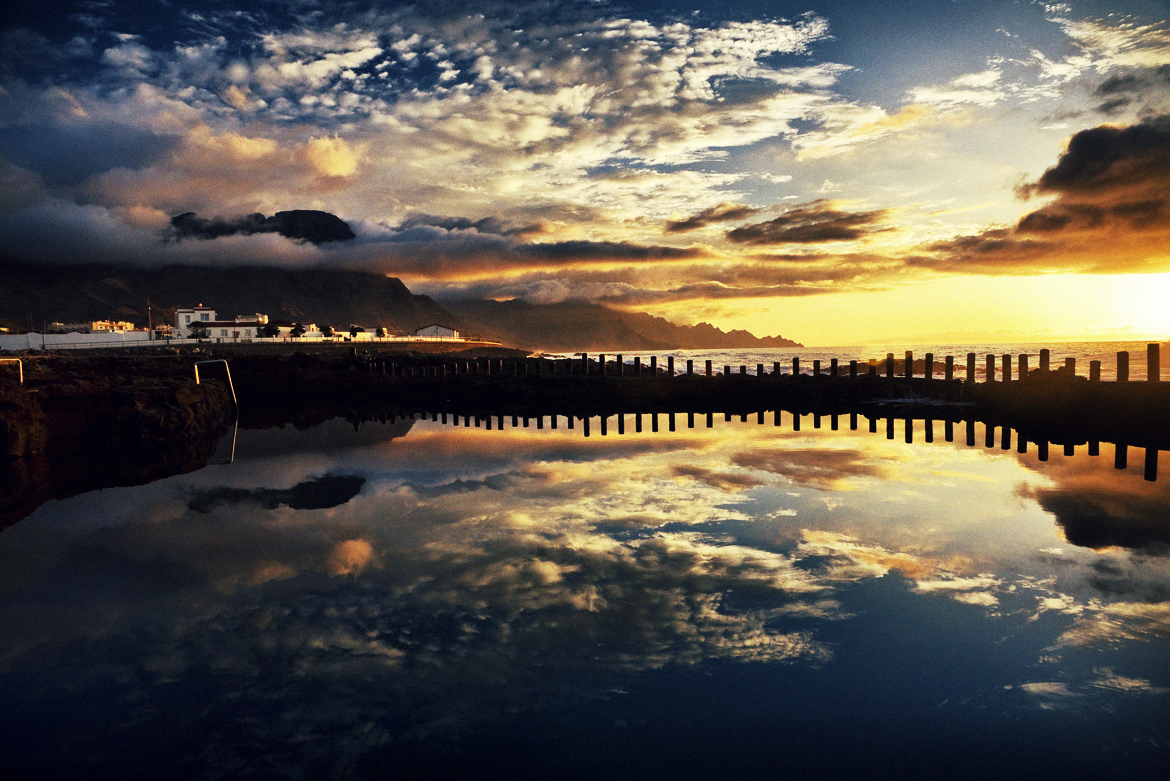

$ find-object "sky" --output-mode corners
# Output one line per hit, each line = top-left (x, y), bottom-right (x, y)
(1, 0), (1169, 345)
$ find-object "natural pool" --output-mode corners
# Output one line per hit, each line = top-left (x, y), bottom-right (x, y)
(1, 412), (1167, 779)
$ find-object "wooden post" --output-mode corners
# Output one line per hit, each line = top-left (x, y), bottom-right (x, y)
(924, 353), (933, 380)
(1149, 343), (1160, 382)
(616, 354), (624, 377)
(813, 360), (821, 377)
(600, 415), (607, 436)
(650, 355), (657, 375)
(886, 417), (894, 439)
(1065, 357), (1075, 375)
(967, 353), (976, 383)
(740, 365), (747, 375)
(869, 358), (876, 376)
(1117, 351), (1129, 382)
(869, 415), (877, 433)
(1001, 354), (1011, 382)
(793, 357), (800, 375)
(617, 415), (624, 435)
(758, 363), (765, 377)
(1018, 354), (1028, 380)
(945, 355), (953, 381)
(986, 354), (995, 382)
(581, 353), (589, 374)
(966, 419), (975, 447)
(774, 410), (781, 427)
(1090, 360), (1101, 381)
(599, 353), (606, 375)
(830, 358), (838, 377)
(774, 361), (781, 376)
(1037, 440), (1048, 461)
(687, 359), (694, 375)
(708, 412), (715, 428)
(793, 413), (800, 431)
(667, 356), (674, 376)
(1039, 348), (1050, 372)
(850, 360), (858, 379)
(706, 359), (712, 377)
(634, 356), (641, 376)
(723, 365), (730, 377)
(886, 353), (895, 378)
(1144, 447), (1158, 482)
(669, 412), (676, 432)
(1115, 443), (1127, 470)
(905, 350), (913, 379)
(687, 412), (694, 429)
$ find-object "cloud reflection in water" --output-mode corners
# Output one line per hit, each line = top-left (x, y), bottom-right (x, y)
(0, 415), (1167, 777)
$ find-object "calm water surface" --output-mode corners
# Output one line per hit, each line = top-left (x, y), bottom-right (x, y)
(1, 410), (1168, 779)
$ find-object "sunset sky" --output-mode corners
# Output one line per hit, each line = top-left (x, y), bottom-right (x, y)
(2, 0), (1169, 345)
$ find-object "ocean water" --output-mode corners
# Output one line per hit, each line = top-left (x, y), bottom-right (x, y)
(548, 340), (1167, 382)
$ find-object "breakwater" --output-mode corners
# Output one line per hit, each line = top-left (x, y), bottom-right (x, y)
(313, 345), (1169, 452)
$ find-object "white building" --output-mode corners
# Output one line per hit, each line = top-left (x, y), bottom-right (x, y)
(175, 305), (217, 336)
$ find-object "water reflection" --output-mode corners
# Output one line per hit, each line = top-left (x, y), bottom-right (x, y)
(1, 416), (1167, 778)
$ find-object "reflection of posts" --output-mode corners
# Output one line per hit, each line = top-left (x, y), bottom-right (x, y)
(1146, 448), (1158, 482)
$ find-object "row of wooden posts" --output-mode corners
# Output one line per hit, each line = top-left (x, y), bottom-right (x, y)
(368, 409), (1160, 480)
(373, 343), (1163, 382)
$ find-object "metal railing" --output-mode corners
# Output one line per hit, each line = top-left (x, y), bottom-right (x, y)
(0, 358), (22, 383)
(193, 359), (237, 409)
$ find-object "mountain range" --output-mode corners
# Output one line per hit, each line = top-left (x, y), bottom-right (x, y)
(0, 262), (801, 350)
(441, 298), (801, 351)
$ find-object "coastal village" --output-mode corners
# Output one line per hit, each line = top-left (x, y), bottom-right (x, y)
(0, 304), (481, 351)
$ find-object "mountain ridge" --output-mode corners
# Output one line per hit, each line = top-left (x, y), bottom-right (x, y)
(440, 298), (802, 351)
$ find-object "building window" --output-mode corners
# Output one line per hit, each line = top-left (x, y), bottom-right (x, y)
(184, 315), (191, 324)
(201, 313), (210, 321)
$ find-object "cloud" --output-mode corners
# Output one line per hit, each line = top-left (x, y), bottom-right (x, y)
(731, 447), (888, 489)
(921, 115), (1170, 274)
(725, 200), (891, 245)
(665, 203), (764, 233)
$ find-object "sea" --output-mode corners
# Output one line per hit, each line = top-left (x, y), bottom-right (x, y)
(0, 339), (1167, 779)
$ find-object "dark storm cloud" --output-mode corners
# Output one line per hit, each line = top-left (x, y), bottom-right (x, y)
(725, 201), (890, 245)
(922, 115), (1170, 273)
(0, 120), (180, 186)
(516, 240), (705, 262)
(1019, 114), (1170, 198)
(664, 202), (764, 233)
